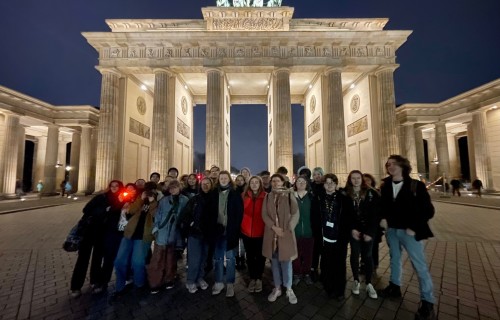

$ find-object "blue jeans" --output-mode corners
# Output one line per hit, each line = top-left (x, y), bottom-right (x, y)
(386, 228), (435, 303)
(187, 236), (208, 284)
(114, 238), (150, 292)
(214, 236), (236, 284)
(271, 250), (292, 289)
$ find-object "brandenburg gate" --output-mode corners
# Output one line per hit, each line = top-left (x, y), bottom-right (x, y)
(83, 2), (411, 190)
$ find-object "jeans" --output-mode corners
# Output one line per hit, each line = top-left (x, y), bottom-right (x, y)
(114, 238), (150, 292)
(271, 250), (292, 289)
(386, 228), (435, 303)
(350, 235), (374, 283)
(187, 236), (208, 284)
(213, 236), (236, 284)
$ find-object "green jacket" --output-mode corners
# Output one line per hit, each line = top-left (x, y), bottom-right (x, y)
(294, 192), (313, 238)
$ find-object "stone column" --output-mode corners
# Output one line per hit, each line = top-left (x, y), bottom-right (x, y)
(273, 68), (293, 172)
(435, 122), (450, 179)
(471, 111), (493, 189)
(375, 66), (400, 164)
(43, 125), (59, 194)
(401, 123), (418, 177)
(205, 69), (225, 169)
(56, 140), (67, 186)
(414, 126), (426, 175)
(77, 126), (93, 195)
(321, 67), (346, 179)
(1, 114), (21, 195)
(151, 69), (175, 177)
(95, 69), (121, 191)
(33, 136), (47, 188)
(69, 130), (81, 193)
(466, 123), (476, 181)
(16, 126), (26, 188)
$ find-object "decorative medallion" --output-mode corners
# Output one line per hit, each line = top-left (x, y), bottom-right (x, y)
(350, 94), (360, 114)
(136, 96), (146, 115)
(181, 96), (188, 115)
(310, 95), (316, 114)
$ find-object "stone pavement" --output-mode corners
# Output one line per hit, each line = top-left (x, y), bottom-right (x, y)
(0, 195), (499, 320)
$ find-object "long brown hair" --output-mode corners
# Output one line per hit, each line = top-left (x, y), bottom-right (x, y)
(243, 175), (264, 197)
(345, 170), (369, 199)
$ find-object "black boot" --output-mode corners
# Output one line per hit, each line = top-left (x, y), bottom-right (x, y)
(240, 256), (246, 270)
(379, 281), (402, 298)
(235, 256), (242, 270)
(415, 300), (435, 320)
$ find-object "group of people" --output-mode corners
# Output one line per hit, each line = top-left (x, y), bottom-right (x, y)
(69, 155), (436, 320)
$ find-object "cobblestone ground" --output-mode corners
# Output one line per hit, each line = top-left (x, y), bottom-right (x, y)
(0, 197), (499, 320)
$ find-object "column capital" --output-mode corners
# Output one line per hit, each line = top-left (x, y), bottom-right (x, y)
(153, 68), (175, 77)
(323, 66), (343, 75)
(373, 64), (399, 76)
(205, 68), (224, 76)
(96, 67), (122, 77)
(272, 67), (290, 76)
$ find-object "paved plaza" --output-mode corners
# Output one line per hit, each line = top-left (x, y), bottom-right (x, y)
(0, 194), (499, 320)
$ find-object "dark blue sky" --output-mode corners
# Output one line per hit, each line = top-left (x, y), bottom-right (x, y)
(1, 0), (499, 173)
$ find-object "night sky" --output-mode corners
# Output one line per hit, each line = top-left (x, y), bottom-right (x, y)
(1, 0), (499, 174)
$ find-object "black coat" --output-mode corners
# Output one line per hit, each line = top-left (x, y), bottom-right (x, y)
(380, 177), (434, 241)
(345, 188), (381, 238)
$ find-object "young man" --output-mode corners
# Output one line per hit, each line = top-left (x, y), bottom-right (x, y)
(379, 155), (436, 320)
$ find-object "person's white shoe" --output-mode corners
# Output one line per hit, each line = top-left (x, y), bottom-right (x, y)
(366, 283), (378, 299)
(352, 280), (360, 295)
(254, 279), (263, 293)
(286, 288), (298, 304)
(268, 287), (282, 302)
(198, 279), (209, 290)
(186, 283), (198, 294)
(248, 279), (256, 293)
(212, 282), (224, 295)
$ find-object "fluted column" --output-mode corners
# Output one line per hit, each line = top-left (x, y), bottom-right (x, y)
(375, 66), (400, 162)
(151, 69), (175, 177)
(273, 68), (293, 172)
(205, 69), (225, 169)
(33, 137), (47, 187)
(466, 123), (476, 180)
(56, 140), (67, 185)
(414, 126), (426, 175)
(89, 127), (98, 194)
(77, 127), (93, 195)
(69, 130), (81, 193)
(435, 122), (450, 179)
(471, 111), (493, 189)
(401, 123), (418, 176)
(95, 69), (121, 191)
(1, 114), (21, 195)
(16, 126), (26, 185)
(321, 67), (346, 178)
(43, 125), (59, 194)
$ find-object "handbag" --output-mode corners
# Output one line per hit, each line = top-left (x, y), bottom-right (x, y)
(62, 215), (89, 252)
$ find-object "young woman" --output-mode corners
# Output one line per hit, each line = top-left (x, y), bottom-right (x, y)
(148, 180), (189, 293)
(240, 176), (266, 293)
(262, 174), (299, 305)
(317, 173), (349, 300)
(113, 182), (158, 298)
(70, 180), (124, 297)
(182, 173), (199, 199)
(292, 176), (319, 286)
(361, 173), (383, 274)
(235, 174), (247, 194)
(208, 171), (243, 297)
(345, 170), (380, 299)
(240, 167), (252, 183)
(179, 177), (213, 293)
(310, 167), (324, 282)
(234, 174), (247, 270)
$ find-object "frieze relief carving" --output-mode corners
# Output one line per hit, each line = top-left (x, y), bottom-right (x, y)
(212, 18), (284, 31)
(176, 117), (190, 139)
(347, 116), (368, 138)
(129, 118), (150, 139)
(308, 116), (321, 138)
(103, 45), (392, 59)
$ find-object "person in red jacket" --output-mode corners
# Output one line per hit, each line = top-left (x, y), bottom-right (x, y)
(241, 175), (267, 293)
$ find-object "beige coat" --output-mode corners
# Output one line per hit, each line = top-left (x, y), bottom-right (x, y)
(262, 189), (299, 261)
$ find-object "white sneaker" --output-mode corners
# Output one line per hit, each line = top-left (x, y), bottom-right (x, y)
(254, 279), (263, 293)
(248, 279), (256, 293)
(70, 290), (81, 298)
(226, 283), (235, 297)
(352, 280), (360, 295)
(186, 283), (198, 294)
(268, 287), (282, 302)
(198, 279), (209, 290)
(286, 288), (298, 304)
(366, 283), (378, 299)
(212, 282), (224, 295)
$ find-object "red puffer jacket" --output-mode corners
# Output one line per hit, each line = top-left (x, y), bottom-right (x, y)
(241, 190), (266, 238)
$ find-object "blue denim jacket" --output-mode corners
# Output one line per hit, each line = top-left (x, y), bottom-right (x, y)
(153, 194), (189, 245)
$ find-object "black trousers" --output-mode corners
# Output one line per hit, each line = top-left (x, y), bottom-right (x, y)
(312, 233), (323, 271)
(321, 240), (348, 297)
(242, 235), (265, 280)
(350, 236), (374, 283)
(70, 233), (104, 291)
